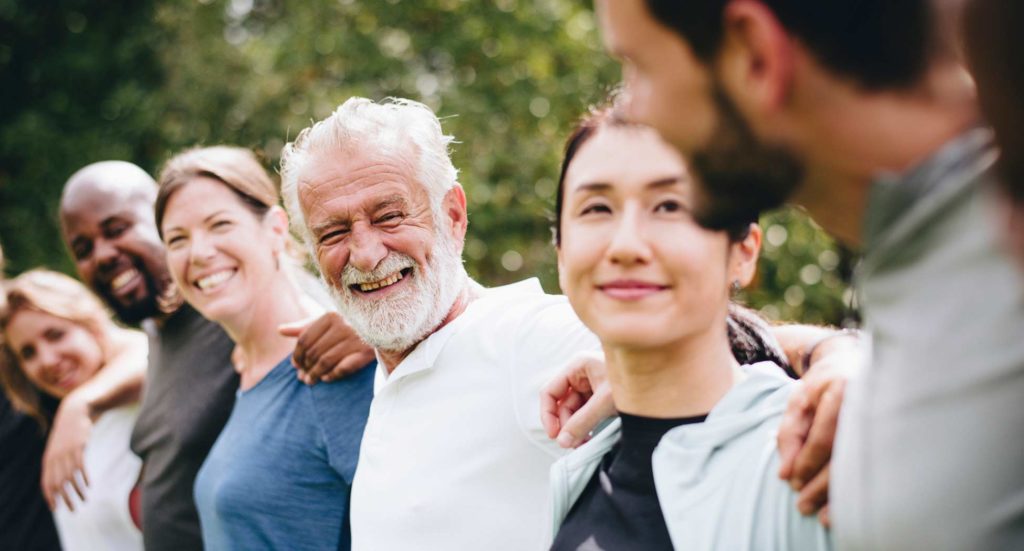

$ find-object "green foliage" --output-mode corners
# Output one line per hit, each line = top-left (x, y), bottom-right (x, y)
(0, 0), (852, 325)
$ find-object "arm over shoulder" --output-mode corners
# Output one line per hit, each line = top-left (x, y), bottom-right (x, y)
(506, 296), (601, 457)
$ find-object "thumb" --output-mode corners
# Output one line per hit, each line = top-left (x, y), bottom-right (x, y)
(278, 317), (315, 337)
(556, 384), (614, 448)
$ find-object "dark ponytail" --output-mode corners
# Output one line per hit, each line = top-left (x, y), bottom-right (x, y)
(726, 304), (794, 377)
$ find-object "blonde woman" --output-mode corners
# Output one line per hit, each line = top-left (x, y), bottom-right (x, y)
(154, 146), (374, 551)
(0, 270), (145, 551)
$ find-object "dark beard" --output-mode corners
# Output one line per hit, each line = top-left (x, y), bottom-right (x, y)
(100, 263), (166, 325)
(688, 85), (805, 231)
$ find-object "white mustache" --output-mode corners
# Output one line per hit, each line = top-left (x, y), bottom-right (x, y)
(340, 253), (417, 287)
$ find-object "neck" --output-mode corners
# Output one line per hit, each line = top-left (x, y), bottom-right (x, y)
(223, 274), (320, 386)
(604, 324), (740, 419)
(376, 277), (482, 373)
(791, 63), (978, 246)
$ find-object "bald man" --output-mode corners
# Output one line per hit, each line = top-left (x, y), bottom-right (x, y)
(58, 161), (372, 551)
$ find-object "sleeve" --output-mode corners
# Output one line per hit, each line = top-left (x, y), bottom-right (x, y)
(507, 296), (603, 458)
(310, 361), (377, 485)
(755, 444), (835, 550)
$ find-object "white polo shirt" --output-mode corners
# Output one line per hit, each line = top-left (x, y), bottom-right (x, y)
(350, 278), (601, 551)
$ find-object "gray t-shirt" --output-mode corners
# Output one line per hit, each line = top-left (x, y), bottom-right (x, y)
(130, 304), (236, 551)
(833, 128), (1024, 550)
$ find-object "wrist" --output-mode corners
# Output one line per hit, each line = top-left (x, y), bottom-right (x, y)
(798, 328), (861, 376)
(63, 384), (100, 420)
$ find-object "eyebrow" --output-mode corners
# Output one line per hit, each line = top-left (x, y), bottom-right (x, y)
(203, 210), (231, 224)
(99, 214), (129, 227)
(68, 215), (117, 249)
(572, 176), (682, 194)
(309, 215), (351, 238)
(646, 176), (683, 189)
(163, 209), (231, 235)
(373, 195), (408, 212)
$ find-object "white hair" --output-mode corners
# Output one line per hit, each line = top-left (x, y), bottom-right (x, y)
(279, 97), (459, 248)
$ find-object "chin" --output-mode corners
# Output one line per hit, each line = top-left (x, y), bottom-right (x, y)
(598, 329), (677, 350)
(584, 314), (676, 350)
(190, 299), (237, 326)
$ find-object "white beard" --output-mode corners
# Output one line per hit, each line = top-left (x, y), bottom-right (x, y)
(325, 229), (466, 353)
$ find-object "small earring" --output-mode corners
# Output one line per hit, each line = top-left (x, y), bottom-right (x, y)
(730, 280), (741, 294)
(274, 251), (281, 271)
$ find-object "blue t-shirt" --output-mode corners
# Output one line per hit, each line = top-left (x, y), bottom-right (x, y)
(194, 356), (375, 551)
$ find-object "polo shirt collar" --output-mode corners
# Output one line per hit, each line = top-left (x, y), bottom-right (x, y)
(372, 278), (546, 393)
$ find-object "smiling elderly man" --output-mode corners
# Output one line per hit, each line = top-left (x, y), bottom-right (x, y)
(280, 97), (600, 551)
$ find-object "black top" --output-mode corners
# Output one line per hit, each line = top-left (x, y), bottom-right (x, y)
(130, 304), (237, 551)
(0, 392), (61, 551)
(551, 412), (708, 551)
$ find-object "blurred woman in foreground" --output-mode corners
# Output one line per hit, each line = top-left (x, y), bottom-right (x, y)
(0, 269), (143, 551)
(548, 109), (833, 550)
(154, 146), (374, 551)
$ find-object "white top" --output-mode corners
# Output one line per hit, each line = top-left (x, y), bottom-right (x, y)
(350, 278), (601, 551)
(54, 404), (143, 551)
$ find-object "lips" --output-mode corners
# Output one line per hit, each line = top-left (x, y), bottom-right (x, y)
(193, 268), (237, 294)
(55, 370), (79, 389)
(46, 361), (80, 390)
(105, 266), (143, 300)
(598, 280), (669, 301)
(349, 268), (412, 294)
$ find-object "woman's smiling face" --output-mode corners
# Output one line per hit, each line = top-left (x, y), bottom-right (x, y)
(4, 308), (104, 399)
(161, 176), (284, 326)
(557, 124), (757, 350)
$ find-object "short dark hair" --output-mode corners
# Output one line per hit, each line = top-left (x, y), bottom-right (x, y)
(645, 0), (935, 90)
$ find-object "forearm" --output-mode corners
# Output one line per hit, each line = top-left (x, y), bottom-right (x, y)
(71, 329), (147, 417)
(770, 324), (860, 378)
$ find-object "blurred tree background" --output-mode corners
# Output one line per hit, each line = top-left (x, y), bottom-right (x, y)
(0, 0), (855, 325)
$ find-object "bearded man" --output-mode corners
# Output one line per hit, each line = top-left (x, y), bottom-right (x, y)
(280, 97), (602, 550)
(596, 1), (1024, 548)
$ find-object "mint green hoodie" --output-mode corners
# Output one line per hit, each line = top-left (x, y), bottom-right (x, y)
(549, 362), (833, 550)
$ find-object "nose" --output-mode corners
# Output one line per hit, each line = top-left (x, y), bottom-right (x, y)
(36, 344), (61, 374)
(347, 225), (389, 274)
(607, 205), (652, 267)
(94, 238), (120, 270)
(188, 232), (217, 266)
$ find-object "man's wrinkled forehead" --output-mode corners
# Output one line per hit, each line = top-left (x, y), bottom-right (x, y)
(298, 143), (420, 194)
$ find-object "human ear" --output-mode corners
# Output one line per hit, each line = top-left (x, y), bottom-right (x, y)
(266, 205), (289, 233)
(556, 243), (569, 295)
(717, 0), (794, 115)
(264, 205), (290, 253)
(728, 223), (762, 288)
(443, 185), (469, 251)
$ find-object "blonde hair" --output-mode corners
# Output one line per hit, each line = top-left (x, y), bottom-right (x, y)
(0, 270), (115, 429)
(154, 145), (304, 260)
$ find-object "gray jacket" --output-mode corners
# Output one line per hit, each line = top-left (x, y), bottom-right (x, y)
(549, 363), (833, 550)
